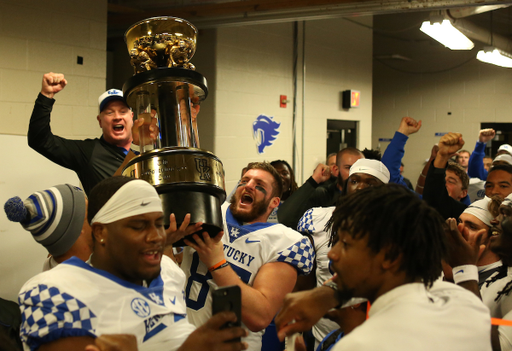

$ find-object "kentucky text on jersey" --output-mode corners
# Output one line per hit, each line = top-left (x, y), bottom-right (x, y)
(223, 244), (256, 267)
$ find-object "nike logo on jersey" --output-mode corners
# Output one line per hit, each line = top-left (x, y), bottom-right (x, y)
(169, 296), (176, 305)
(245, 238), (260, 244)
(223, 244), (256, 267)
(141, 201), (150, 206)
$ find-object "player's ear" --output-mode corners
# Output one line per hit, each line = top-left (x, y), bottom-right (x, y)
(269, 196), (280, 210)
(92, 223), (107, 245)
(381, 248), (402, 272)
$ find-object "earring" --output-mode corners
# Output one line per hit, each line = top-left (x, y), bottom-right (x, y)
(100, 239), (104, 243)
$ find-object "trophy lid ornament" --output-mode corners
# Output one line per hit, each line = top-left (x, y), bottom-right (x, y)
(125, 16), (198, 74)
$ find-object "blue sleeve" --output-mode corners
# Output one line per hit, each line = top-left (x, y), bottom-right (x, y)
(276, 237), (315, 276)
(468, 141), (488, 180)
(381, 131), (408, 187)
(19, 284), (96, 351)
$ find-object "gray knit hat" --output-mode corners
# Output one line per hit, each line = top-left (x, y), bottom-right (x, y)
(4, 184), (86, 257)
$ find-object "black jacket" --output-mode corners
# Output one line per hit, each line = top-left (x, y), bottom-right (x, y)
(422, 160), (467, 220)
(277, 176), (341, 229)
(28, 93), (128, 195)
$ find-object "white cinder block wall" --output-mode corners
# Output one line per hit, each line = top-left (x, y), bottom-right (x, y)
(0, 0), (108, 137)
(0, 0), (107, 301)
(373, 57), (512, 187)
(213, 17), (373, 191)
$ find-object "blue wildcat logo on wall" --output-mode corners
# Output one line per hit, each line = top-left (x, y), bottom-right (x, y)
(252, 115), (280, 154)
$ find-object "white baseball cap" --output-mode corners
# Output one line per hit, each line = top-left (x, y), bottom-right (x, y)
(493, 154), (512, 166)
(498, 144), (512, 155)
(98, 89), (125, 112)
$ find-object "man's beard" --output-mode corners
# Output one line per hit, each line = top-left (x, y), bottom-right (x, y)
(229, 192), (270, 223)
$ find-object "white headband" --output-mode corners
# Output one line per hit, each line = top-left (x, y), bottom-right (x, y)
(349, 159), (390, 184)
(462, 197), (493, 227)
(91, 180), (162, 224)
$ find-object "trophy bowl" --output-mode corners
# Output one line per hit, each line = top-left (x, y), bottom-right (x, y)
(125, 16), (198, 73)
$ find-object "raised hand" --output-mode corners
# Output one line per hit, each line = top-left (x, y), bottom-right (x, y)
(438, 132), (465, 158)
(479, 129), (496, 143)
(312, 164), (331, 184)
(41, 72), (67, 99)
(434, 132), (465, 168)
(397, 116), (422, 136)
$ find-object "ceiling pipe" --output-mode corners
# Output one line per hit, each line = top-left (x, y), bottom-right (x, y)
(447, 5), (510, 19)
(423, 6), (512, 53)
(450, 15), (512, 53)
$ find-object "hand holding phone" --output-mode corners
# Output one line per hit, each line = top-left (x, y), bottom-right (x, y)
(212, 285), (242, 342)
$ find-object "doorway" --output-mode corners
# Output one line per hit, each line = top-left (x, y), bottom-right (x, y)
(480, 123), (512, 156)
(326, 120), (358, 159)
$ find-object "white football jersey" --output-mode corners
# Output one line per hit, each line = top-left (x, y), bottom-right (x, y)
(297, 206), (340, 347)
(182, 202), (314, 351)
(18, 256), (195, 351)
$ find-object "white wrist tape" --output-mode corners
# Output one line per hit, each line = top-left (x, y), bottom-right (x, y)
(452, 265), (478, 284)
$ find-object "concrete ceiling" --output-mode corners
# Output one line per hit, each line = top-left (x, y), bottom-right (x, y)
(107, 0), (512, 72)
(107, 0), (512, 33)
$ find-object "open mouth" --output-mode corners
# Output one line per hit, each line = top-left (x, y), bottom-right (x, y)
(142, 250), (161, 264)
(113, 124), (124, 132)
(241, 193), (254, 205)
(491, 227), (501, 237)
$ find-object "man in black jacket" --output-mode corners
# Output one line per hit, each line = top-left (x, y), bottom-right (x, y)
(277, 147), (364, 229)
(28, 72), (156, 195)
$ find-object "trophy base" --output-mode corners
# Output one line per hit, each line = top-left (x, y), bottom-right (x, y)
(160, 189), (224, 247)
(122, 146), (226, 247)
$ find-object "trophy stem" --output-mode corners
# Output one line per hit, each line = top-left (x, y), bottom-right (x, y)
(157, 86), (178, 147)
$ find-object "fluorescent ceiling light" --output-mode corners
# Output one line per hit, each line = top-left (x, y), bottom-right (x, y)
(420, 19), (474, 50)
(477, 47), (512, 68)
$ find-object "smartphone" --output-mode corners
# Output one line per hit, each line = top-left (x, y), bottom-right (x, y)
(212, 285), (242, 342)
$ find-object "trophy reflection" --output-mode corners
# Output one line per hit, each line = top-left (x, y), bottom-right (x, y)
(122, 16), (225, 246)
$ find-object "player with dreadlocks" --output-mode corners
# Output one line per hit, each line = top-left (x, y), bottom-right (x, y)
(277, 185), (491, 351)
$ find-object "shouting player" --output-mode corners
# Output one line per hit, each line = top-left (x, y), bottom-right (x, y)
(182, 162), (314, 350)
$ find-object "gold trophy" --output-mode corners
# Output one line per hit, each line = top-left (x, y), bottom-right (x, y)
(122, 16), (225, 246)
